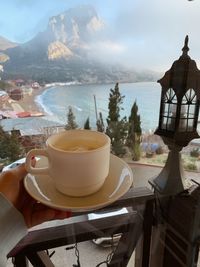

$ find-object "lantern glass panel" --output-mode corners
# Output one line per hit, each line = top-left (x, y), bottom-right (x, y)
(160, 88), (177, 131)
(183, 88), (196, 103)
(161, 117), (167, 130)
(180, 105), (187, 118)
(179, 118), (187, 132)
(164, 88), (177, 103)
(169, 103), (177, 118)
(178, 88), (197, 132)
(162, 103), (169, 116)
(188, 104), (195, 116)
(168, 118), (176, 131)
(188, 119), (194, 131)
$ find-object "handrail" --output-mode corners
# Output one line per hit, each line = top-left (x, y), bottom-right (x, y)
(8, 186), (155, 267)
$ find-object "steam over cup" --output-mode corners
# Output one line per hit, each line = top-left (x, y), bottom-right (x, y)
(25, 130), (111, 197)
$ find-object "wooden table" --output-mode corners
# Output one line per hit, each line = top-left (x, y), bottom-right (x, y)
(8, 187), (155, 267)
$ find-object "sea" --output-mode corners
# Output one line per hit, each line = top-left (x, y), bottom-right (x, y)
(0, 82), (161, 134)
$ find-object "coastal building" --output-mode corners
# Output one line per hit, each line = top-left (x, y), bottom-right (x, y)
(0, 90), (8, 99)
(8, 88), (23, 100)
(14, 79), (25, 87)
(31, 81), (40, 89)
(19, 133), (46, 153)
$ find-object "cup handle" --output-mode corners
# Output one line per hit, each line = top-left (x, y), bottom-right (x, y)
(25, 149), (49, 175)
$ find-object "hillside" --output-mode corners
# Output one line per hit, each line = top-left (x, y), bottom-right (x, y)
(0, 36), (17, 50)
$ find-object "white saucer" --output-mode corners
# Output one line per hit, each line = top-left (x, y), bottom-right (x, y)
(24, 154), (133, 212)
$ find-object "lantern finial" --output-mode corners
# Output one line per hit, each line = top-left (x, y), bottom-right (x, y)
(182, 35), (189, 57)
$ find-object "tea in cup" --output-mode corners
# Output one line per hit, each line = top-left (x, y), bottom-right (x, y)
(25, 130), (111, 197)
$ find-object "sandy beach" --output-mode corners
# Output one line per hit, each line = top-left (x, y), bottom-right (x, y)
(1, 87), (46, 117)
(17, 87), (45, 114)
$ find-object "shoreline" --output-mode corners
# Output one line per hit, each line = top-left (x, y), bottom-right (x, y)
(1, 87), (47, 118)
(19, 87), (46, 115)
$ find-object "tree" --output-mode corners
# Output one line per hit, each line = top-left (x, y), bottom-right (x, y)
(0, 126), (23, 163)
(0, 81), (12, 91)
(65, 106), (78, 130)
(8, 131), (23, 162)
(84, 117), (91, 130)
(0, 125), (10, 159)
(106, 83), (128, 156)
(127, 101), (142, 161)
(96, 112), (105, 132)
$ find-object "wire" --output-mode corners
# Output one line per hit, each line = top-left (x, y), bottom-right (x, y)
(74, 243), (81, 267)
(65, 243), (81, 267)
(96, 235), (116, 267)
(46, 249), (56, 258)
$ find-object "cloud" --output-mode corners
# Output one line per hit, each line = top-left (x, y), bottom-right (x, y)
(88, 40), (126, 64)
(74, 0), (200, 71)
(101, 0), (200, 71)
(95, 41), (125, 53)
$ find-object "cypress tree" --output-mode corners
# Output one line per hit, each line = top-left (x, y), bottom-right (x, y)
(0, 125), (10, 160)
(65, 106), (78, 130)
(106, 83), (128, 156)
(8, 130), (23, 162)
(127, 101), (142, 161)
(84, 117), (91, 130)
(0, 126), (22, 163)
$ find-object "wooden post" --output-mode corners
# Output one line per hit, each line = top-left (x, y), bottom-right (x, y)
(93, 94), (98, 121)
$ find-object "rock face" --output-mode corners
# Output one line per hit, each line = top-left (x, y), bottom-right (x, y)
(48, 41), (73, 60)
(45, 5), (104, 60)
(0, 5), (158, 83)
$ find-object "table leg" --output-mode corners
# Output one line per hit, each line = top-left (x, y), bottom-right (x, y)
(12, 254), (28, 267)
(142, 200), (154, 267)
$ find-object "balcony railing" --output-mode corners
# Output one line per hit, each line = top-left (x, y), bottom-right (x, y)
(8, 186), (154, 267)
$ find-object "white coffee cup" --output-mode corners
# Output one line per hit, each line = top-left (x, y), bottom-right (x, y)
(25, 130), (111, 197)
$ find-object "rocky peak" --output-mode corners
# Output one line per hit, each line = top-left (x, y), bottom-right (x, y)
(87, 16), (104, 33)
(47, 5), (104, 49)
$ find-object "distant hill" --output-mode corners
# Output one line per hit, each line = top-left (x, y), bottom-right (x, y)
(0, 36), (18, 50)
(0, 36), (18, 64)
(1, 5), (159, 84)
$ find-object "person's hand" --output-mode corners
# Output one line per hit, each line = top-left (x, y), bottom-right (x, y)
(0, 163), (71, 228)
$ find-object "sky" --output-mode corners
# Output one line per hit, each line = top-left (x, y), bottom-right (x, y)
(0, 0), (200, 72)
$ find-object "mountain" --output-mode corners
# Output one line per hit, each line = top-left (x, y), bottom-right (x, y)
(0, 36), (17, 51)
(0, 5), (158, 84)
(0, 36), (18, 65)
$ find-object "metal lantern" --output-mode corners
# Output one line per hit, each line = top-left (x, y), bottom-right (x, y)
(152, 36), (200, 195)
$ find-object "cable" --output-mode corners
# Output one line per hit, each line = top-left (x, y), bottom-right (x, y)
(96, 235), (116, 267)
(65, 243), (81, 267)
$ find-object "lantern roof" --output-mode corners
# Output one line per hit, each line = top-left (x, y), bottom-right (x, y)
(158, 36), (200, 98)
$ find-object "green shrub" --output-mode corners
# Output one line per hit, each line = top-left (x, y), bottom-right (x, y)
(155, 146), (164, 155)
(190, 148), (200, 158)
(146, 152), (154, 158)
(184, 162), (197, 171)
